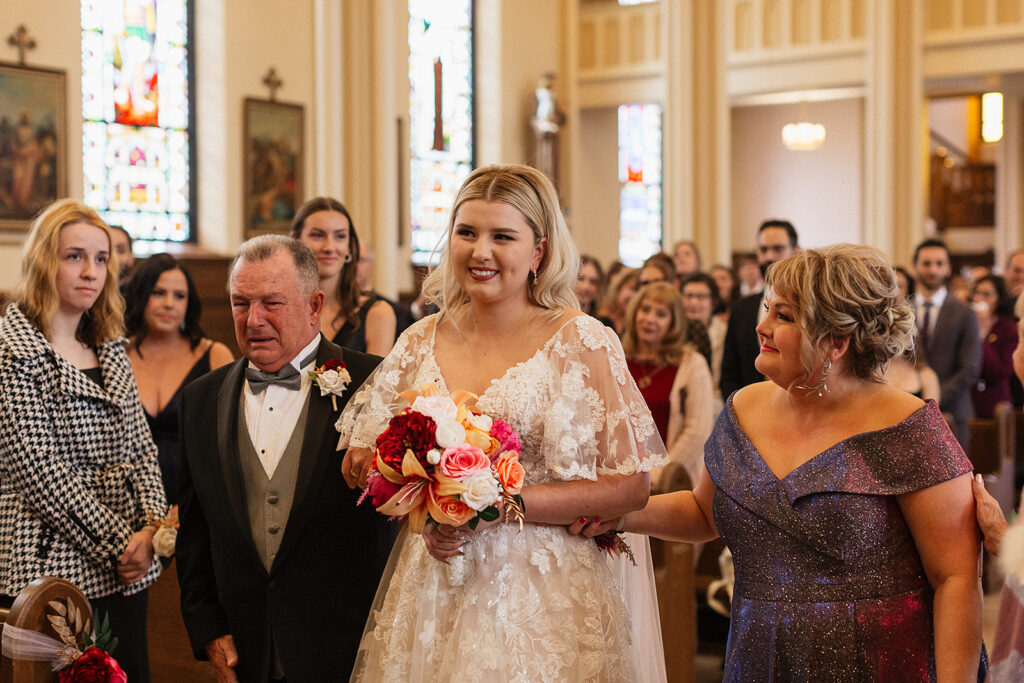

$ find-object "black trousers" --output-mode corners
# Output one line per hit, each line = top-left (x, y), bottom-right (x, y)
(0, 588), (150, 683)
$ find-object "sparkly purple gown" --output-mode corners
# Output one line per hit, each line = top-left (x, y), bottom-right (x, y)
(706, 398), (985, 682)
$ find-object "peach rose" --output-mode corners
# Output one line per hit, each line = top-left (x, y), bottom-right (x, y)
(494, 450), (525, 494)
(466, 428), (500, 457)
(431, 492), (475, 526)
(439, 445), (490, 479)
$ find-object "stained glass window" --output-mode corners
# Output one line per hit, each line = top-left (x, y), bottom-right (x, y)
(618, 104), (662, 266)
(409, 0), (474, 266)
(81, 0), (192, 242)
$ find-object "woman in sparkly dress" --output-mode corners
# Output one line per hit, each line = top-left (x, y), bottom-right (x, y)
(575, 244), (986, 681)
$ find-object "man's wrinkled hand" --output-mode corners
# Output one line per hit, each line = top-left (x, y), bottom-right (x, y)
(204, 634), (239, 683)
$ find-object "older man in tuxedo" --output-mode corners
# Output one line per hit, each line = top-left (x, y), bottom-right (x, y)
(176, 235), (394, 682)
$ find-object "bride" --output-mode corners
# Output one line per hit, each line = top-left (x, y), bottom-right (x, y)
(337, 164), (668, 682)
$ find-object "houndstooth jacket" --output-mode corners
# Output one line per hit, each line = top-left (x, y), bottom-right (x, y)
(0, 304), (166, 598)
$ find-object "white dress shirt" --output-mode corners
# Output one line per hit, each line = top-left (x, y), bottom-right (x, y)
(243, 334), (321, 477)
(914, 287), (946, 340)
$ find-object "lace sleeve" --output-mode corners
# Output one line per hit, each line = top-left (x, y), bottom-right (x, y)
(336, 317), (436, 449)
(541, 316), (668, 480)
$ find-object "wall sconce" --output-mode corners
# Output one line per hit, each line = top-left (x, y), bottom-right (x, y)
(982, 92), (1003, 143)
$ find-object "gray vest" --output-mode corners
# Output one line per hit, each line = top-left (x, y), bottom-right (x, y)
(237, 396), (310, 572)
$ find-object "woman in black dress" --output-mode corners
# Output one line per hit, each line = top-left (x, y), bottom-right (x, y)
(290, 197), (397, 355)
(122, 254), (232, 504)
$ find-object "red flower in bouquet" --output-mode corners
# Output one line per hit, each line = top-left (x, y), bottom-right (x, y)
(58, 646), (127, 683)
(365, 471), (402, 507)
(375, 411), (437, 469)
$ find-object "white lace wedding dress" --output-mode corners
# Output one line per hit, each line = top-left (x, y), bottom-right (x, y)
(337, 314), (668, 682)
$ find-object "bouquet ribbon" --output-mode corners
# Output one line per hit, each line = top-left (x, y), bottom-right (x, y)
(1, 623), (81, 671)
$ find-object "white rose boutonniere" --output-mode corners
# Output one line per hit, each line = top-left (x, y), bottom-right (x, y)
(309, 359), (352, 410)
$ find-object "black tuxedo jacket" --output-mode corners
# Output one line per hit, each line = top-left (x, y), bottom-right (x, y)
(719, 292), (764, 398)
(176, 337), (395, 682)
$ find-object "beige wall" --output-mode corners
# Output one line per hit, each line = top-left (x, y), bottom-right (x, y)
(574, 107), (621, 266)
(731, 98), (864, 253)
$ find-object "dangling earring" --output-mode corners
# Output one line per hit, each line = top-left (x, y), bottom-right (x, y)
(530, 268), (538, 288)
(796, 357), (831, 398)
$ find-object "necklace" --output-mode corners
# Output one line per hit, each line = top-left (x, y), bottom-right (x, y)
(633, 359), (665, 390)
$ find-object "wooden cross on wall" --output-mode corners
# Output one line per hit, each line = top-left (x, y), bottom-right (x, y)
(262, 67), (283, 102)
(7, 25), (37, 66)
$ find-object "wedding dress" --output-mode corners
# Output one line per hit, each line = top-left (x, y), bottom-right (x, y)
(337, 314), (668, 682)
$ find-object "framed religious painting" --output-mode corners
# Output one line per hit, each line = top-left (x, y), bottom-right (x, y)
(0, 62), (67, 232)
(243, 97), (304, 238)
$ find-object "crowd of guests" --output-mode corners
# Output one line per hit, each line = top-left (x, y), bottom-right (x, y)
(4, 180), (1024, 681)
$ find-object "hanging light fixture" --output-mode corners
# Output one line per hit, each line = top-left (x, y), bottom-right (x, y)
(782, 101), (826, 151)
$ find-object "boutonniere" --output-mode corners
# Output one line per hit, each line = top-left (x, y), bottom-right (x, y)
(309, 358), (352, 410)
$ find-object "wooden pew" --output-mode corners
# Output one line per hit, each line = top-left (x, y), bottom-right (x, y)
(651, 463), (697, 683)
(0, 577), (91, 683)
(968, 401), (1016, 517)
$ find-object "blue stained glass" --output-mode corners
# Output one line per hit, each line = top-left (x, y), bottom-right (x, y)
(409, 0), (474, 266)
(81, 0), (191, 242)
(618, 104), (662, 266)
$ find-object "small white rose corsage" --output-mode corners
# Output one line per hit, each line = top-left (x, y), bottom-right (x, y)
(309, 358), (352, 410)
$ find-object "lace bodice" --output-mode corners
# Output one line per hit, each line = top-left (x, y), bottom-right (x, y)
(340, 312), (669, 682)
(337, 313), (666, 486)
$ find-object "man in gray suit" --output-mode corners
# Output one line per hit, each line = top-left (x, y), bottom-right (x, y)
(912, 238), (981, 448)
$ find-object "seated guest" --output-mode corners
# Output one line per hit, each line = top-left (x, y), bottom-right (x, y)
(290, 197), (397, 356)
(110, 224), (135, 280)
(638, 253), (676, 289)
(884, 348), (941, 403)
(0, 199), (166, 681)
(575, 254), (614, 327)
(122, 254), (233, 503)
(602, 268), (639, 336)
(710, 264), (738, 319)
(971, 274), (1017, 418)
(682, 272), (726, 412)
(356, 242), (414, 336)
(672, 240), (701, 283)
(622, 282), (714, 488)
(894, 265), (915, 302)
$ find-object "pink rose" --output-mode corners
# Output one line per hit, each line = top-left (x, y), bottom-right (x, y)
(494, 451), (525, 494)
(439, 445), (490, 479)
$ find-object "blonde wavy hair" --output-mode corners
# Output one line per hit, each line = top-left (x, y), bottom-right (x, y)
(15, 199), (124, 344)
(765, 243), (915, 384)
(621, 282), (691, 366)
(421, 164), (580, 320)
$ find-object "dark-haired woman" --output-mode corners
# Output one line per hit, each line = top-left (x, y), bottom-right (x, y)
(290, 197), (397, 356)
(123, 254), (232, 503)
(0, 200), (167, 681)
(971, 274), (1018, 418)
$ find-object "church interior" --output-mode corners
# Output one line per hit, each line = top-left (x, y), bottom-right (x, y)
(2, 0), (1024, 680)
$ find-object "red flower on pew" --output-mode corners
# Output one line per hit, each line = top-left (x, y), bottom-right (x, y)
(57, 646), (126, 683)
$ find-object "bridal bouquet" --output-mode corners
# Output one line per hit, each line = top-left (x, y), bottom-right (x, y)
(361, 383), (526, 534)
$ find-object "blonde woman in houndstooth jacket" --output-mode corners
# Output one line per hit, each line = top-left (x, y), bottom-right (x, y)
(0, 199), (167, 682)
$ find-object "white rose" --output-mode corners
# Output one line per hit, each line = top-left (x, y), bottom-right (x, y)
(460, 471), (500, 511)
(426, 448), (442, 465)
(316, 368), (350, 395)
(434, 417), (467, 449)
(152, 526), (177, 558)
(469, 413), (493, 432)
(411, 395), (458, 422)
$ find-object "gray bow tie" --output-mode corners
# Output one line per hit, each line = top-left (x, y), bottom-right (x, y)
(245, 351), (318, 394)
